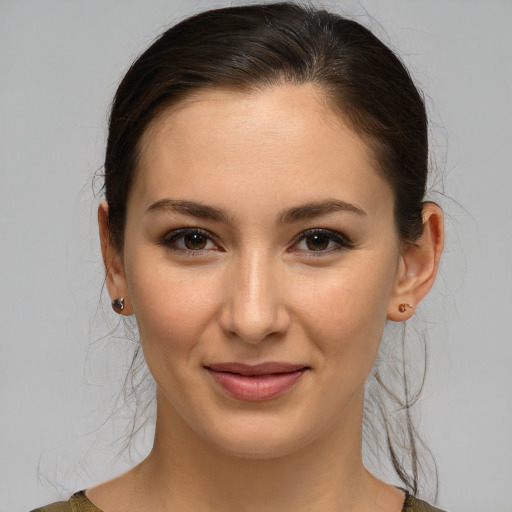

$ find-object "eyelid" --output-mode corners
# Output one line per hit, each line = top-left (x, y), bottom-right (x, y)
(289, 228), (355, 254)
(159, 227), (222, 253)
(158, 226), (354, 256)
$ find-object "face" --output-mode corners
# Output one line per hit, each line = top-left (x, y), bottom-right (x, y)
(114, 85), (406, 458)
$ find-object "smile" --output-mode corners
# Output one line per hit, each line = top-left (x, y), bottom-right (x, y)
(205, 362), (310, 402)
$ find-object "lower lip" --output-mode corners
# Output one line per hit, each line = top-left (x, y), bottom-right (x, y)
(207, 368), (308, 401)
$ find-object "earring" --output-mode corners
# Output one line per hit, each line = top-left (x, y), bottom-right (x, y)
(398, 303), (414, 313)
(112, 297), (125, 314)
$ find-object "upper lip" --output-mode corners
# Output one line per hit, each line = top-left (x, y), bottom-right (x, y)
(206, 362), (309, 376)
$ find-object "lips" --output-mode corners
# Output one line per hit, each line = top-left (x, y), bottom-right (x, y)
(205, 362), (309, 401)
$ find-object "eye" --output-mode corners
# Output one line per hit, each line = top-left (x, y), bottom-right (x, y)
(160, 228), (220, 254)
(292, 228), (353, 254)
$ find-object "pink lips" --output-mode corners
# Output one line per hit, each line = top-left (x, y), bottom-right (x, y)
(206, 362), (309, 401)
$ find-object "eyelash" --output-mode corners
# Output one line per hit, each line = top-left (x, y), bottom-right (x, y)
(291, 228), (355, 257)
(159, 228), (221, 256)
(159, 227), (354, 256)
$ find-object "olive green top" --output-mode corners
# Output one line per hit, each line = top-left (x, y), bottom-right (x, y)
(31, 489), (447, 512)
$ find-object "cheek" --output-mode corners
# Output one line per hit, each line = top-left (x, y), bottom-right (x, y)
(295, 257), (397, 361)
(290, 261), (397, 419)
(124, 254), (221, 362)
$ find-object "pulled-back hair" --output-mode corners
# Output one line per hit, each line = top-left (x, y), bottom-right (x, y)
(103, 2), (435, 497)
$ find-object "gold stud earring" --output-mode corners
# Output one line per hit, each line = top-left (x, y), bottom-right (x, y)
(398, 303), (414, 313)
(112, 297), (125, 314)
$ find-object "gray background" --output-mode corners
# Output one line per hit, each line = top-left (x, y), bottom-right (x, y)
(1, 1), (511, 511)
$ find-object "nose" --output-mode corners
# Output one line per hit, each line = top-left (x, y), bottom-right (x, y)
(218, 251), (291, 344)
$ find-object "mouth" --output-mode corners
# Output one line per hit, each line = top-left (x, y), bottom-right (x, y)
(205, 362), (310, 402)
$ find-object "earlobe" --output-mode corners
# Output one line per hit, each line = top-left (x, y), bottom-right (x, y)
(98, 201), (133, 316)
(387, 202), (444, 322)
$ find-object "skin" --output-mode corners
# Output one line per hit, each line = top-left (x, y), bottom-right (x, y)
(92, 84), (443, 512)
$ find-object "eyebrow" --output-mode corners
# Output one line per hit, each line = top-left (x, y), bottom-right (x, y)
(146, 199), (232, 223)
(145, 198), (366, 224)
(278, 199), (366, 223)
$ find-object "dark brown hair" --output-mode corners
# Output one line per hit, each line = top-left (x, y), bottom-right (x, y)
(105, 2), (427, 249)
(103, 1), (435, 497)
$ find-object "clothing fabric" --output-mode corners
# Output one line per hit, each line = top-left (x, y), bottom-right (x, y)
(30, 489), (447, 512)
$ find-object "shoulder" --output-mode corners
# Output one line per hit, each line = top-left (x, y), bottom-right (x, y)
(404, 494), (448, 512)
(30, 489), (446, 512)
(29, 503), (71, 512)
(29, 490), (102, 512)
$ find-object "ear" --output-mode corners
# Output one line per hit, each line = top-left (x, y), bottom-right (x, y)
(98, 201), (133, 315)
(387, 202), (444, 321)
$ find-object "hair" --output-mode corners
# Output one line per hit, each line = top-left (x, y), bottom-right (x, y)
(102, 1), (436, 498)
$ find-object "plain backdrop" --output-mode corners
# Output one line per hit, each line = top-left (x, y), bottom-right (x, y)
(1, 1), (511, 511)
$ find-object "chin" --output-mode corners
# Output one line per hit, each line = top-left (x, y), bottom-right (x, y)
(198, 413), (320, 460)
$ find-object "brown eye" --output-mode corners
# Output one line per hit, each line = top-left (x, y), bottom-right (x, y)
(184, 233), (208, 250)
(161, 228), (218, 253)
(292, 228), (353, 255)
(305, 233), (330, 251)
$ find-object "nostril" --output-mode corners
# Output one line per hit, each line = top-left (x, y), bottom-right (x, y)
(219, 316), (290, 345)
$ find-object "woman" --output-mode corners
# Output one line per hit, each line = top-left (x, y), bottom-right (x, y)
(33, 3), (444, 511)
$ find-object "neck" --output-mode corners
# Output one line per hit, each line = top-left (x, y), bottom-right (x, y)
(132, 387), (390, 512)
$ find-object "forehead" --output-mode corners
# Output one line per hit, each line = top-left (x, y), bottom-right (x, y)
(132, 84), (393, 220)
